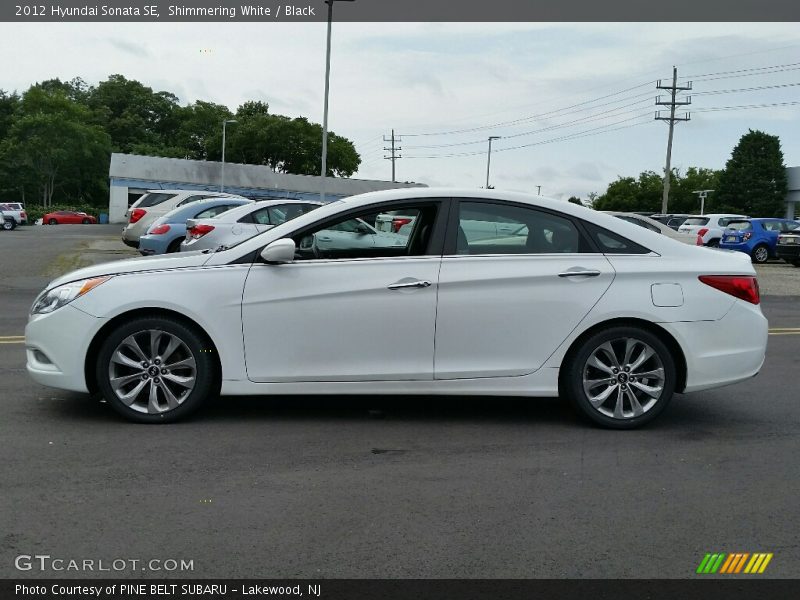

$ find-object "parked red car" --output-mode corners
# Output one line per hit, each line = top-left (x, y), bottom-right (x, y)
(43, 211), (97, 225)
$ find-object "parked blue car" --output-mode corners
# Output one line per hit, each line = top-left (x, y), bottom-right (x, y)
(138, 197), (252, 255)
(719, 218), (800, 264)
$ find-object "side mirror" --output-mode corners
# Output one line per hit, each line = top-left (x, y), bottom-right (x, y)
(260, 238), (296, 264)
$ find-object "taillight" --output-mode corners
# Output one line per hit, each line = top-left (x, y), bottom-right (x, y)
(129, 208), (147, 224)
(743, 232), (751, 241)
(149, 224), (170, 235)
(20, 211), (27, 219)
(188, 224), (215, 239)
(699, 275), (760, 305)
(696, 228), (709, 246)
(391, 218), (412, 232)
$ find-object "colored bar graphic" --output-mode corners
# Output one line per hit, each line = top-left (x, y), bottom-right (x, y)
(698, 552), (772, 574)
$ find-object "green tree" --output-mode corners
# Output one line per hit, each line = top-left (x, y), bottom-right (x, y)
(670, 167), (722, 214)
(177, 100), (235, 161)
(1, 87), (110, 207)
(594, 171), (664, 212)
(715, 130), (788, 217)
(567, 196), (583, 205)
(87, 74), (180, 153)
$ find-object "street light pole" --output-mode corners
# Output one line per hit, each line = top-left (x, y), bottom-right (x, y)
(221, 119), (237, 192)
(320, 0), (355, 203)
(692, 189), (714, 216)
(485, 136), (500, 189)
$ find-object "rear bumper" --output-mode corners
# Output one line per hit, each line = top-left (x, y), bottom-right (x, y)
(659, 300), (768, 393)
(776, 245), (800, 261)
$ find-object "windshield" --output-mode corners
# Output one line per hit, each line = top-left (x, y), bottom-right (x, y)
(726, 221), (752, 231)
(682, 217), (709, 226)
(135, 192), (178, 208)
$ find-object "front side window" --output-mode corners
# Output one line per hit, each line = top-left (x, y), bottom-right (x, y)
(454, 201), (585, 255)
(292, 204), (437, 261)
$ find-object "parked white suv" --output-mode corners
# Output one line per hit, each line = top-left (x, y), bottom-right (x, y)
(678, 214), (748, 247)
(0, 202), (28, 226)
(122, 190), (247, 248)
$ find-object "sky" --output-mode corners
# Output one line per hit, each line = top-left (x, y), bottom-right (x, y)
(1, 22), (799, 202)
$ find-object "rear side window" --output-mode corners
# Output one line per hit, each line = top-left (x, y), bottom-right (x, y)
(615, 215), (660, 233)
(455, 201), (588, 255)
(136, 193), (177, 208)
(176, 194), (215, 207)
(718, 217), (743, 227)
(727, 221), (752, 231)
(761, 221), (784, 232)
(683, 217), (709, 226)
(194, 205), (234, 219)
(583, 223), (651, 254)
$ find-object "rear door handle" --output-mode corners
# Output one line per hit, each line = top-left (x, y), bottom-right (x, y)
(558, 269), (602, 278)
(387, 280), (432, 290)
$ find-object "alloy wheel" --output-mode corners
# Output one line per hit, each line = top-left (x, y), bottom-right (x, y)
(753, 246), (769, 263)
(582, 337), (665, 420)
(107, 329), (197, 414)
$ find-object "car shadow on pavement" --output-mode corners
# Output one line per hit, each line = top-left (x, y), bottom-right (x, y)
(39, 390), (769, 437)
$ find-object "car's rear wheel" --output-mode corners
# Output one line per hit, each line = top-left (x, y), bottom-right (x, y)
(791, 260), (800, 268)
(2, 219), (14, 231)
(48, 218), (57, 225)
(166, 238), (183, 253)
(706, 239), (719, 248)
(751, 244), (769, 264)
(95, 317), (218, 423)
(563, 326), (676, 429)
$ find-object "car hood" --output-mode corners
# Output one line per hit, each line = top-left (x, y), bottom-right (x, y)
(46, 251), (211, 290)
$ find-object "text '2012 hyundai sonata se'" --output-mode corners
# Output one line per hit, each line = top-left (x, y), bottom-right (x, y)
(25, 189), (768, 428)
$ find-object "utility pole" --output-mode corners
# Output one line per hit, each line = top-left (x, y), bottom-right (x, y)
(485, 136), (500, 189)
(536, 185), (542, 195)
(383, 129), (402, 183)
(692, 189), (714, 216)
(220, 119), (237, 192)
(656, 66), (692, 214)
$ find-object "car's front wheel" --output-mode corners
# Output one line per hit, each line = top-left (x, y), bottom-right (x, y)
(563, 326), (677, 429)
(95, 316), (218, 423)
(48, 218), (57, 225)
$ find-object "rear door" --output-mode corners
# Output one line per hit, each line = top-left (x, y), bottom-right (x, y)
(434, 199), (615, 379)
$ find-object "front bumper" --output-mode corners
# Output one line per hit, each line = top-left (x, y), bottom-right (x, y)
(25, 305), (105, 393)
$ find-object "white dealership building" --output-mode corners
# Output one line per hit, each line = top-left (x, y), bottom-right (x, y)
(107, 153), (425, 224)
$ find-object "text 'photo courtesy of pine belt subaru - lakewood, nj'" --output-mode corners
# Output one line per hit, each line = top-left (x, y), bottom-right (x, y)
(25, 189), (768, 429)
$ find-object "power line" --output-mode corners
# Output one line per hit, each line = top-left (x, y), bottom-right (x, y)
(403, 98), (655, 150)
(399, 81), (655, 137)
(693, 100), (800, 112)
(403, 115), (654, 159)
(685, 61), (800, 79)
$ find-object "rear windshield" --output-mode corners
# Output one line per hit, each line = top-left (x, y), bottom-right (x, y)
(136, 192), (178, 208)
(682, 217), (709, 226)
(726, 221), (752, 231)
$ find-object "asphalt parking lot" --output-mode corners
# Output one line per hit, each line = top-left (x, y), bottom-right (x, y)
(1, 224), (798, 579)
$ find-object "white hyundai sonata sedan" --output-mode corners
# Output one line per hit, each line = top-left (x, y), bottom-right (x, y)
(25, 189), (768, 428)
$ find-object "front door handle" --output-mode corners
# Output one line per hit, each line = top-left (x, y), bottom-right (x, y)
(387, 280), (432, 290)
(558, 269), (602, 278)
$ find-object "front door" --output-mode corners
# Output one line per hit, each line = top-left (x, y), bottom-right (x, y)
(242, 201), (445, 382)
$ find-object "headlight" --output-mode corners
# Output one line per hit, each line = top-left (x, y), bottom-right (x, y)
(30, 276), (112, 315)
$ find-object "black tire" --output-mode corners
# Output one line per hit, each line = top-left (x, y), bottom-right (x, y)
(48, 218), (58, 225)
(706, 239), (719, 248)
(792, 260), (800, 268)
(82, 218), (91, 224)
(751, 244), (770, 264)
(562, 326), (677, 429)
(95, 316), (219, 423)
(2, 219), (14, 231)
(166, 238), (183, 253)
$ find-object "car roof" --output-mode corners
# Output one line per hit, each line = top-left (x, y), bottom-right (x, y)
(160, 197), (252, 221)
(200, 198), (322, 222)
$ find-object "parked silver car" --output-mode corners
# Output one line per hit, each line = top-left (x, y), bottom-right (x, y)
(180, 199), (322, 252)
